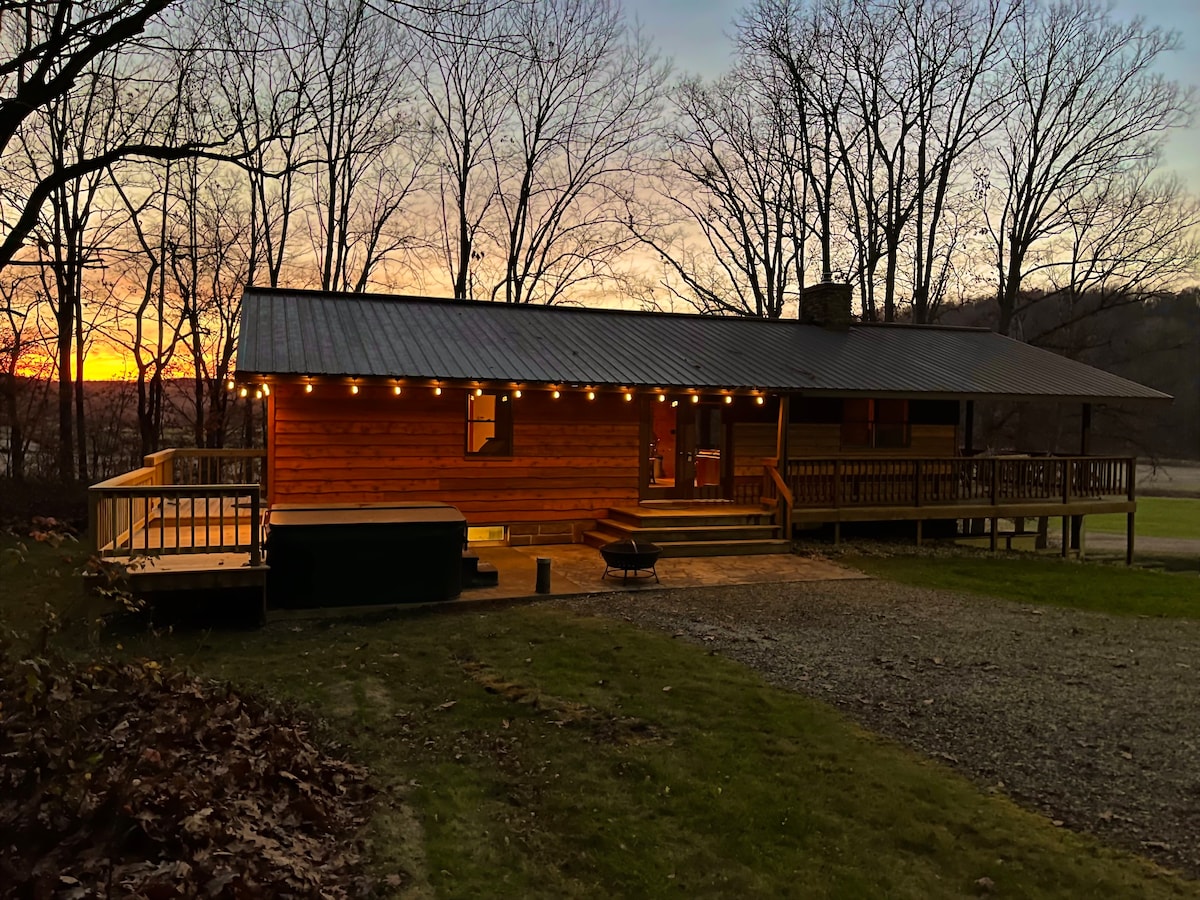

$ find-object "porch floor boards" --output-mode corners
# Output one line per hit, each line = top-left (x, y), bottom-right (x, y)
(92, 551), (268, 595)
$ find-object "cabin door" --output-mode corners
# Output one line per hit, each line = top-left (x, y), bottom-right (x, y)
(643, 398), (734, 500)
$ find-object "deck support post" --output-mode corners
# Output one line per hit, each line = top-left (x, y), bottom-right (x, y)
(915, 520), (923, 547)
(250, 489), (262, 567)
(989, 517), (998, 552)
(833, 521), (841, 546)
(1061, 516), (1070, 558)
(1070, 515), (1083, 554)
(1125, 456), (1136, 566)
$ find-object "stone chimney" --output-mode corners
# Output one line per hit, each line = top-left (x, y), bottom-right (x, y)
(798, 281), (854, 329)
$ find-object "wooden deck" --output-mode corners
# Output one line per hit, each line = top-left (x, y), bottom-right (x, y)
(89, 450), (268, 598)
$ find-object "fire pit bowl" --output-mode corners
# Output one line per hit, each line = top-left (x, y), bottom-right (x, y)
(600, 539), (662, 584)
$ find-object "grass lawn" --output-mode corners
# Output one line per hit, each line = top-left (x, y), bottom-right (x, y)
(1089, 497), (1200, 540)
(6, 533), (1200, 897)
(845, 553), (1200, 618)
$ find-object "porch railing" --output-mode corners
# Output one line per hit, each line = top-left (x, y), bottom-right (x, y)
(777, 455), (1134, 510)
(88, 448), (266, 564)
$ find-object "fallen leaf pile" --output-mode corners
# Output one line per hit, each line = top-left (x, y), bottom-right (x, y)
(0, 645), (375, 898)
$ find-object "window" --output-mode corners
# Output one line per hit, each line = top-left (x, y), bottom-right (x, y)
(467, 525), (507, 545)
(466, 391), (513, 455)
(841, 399), (909, 449)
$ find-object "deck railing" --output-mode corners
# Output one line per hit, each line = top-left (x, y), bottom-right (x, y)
(89, 448), (266, 563)
(779, 455), (1134, 510)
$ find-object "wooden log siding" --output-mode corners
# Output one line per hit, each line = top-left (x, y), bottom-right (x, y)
(732, 422), (957, 480)
(269, 386), (640, 524)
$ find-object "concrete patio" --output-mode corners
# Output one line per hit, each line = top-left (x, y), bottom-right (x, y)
(462, 543), (865, 602)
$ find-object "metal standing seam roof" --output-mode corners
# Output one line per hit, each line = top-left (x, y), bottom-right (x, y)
(235, 287), (1171, 403)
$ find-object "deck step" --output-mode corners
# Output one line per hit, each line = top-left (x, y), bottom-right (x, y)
(583, 530), (792, 559)
(657, 539), (793, 558)
(594, 518), (779, 543)
(466, 562), (499, 588)
(607, 506), (774, 529)
(462, 552), (499, 587)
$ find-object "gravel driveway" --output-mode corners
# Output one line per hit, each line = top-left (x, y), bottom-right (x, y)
(568, 577), (1200, 877)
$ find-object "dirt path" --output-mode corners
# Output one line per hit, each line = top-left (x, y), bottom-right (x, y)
(568, 579), (1200, 878)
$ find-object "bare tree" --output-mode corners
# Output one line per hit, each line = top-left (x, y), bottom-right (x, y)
(410, 2), (509, 298)
(485, 0), (668, 305)
(631, 71), (808, 318)
(298, 0), (427, 292)
(985, 0), (1195, 336)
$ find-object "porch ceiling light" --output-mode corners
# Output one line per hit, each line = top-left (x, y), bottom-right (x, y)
(587, 390), (596, 401)
(657, 394), (666, 402)
(393, 385), (402, 395)
(514, 389), (522, 399)
(756, 396), (764, 405)
(475, 387), (483, 396)
(226, 378), (235, 391)
(254, 389), (263, 400)
(691, 394), (699, 404)
(552, 390), (561, 399)
(262, 384), (270, 396)
(434, 386), (442, 395)
(624, 392), (633, 402)
(304, 383), (313, 394)
(724, 395), (732, 404)
(351, 384), (359, 395)
(239, 387), (248, 398)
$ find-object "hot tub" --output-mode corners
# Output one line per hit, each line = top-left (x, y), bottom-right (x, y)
(265, 502), (467, 608)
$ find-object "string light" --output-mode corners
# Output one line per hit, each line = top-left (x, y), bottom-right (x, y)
(239, 387), (248, 398)
(226, 379), (235, 391)
(254, 389), (263, 400)
(305, 384), (313, 394)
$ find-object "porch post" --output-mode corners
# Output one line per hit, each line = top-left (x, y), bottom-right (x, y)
(777, 394), (791, 539)
(776, 394), (790, 467)
(964, 400), (975, 455)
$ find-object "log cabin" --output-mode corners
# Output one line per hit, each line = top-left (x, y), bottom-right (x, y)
(230, 284), (1166, 563)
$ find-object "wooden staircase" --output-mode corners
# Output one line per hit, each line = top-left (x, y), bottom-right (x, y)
(584, 505), (792, 558)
